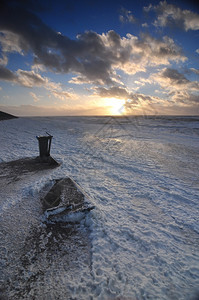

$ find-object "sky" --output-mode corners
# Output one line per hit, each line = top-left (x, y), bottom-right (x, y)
(0, 0), (199, 116)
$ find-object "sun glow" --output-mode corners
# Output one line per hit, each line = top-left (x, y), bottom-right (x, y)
(104, 98), (126, 115)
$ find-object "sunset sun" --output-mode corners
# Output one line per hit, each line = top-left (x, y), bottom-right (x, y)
(105, 98), (126, 115)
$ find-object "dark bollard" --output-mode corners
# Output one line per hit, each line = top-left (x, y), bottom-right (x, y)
(36, 132), (53, 162)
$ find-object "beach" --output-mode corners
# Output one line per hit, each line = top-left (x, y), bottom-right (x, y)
(0, 116), (199, 299)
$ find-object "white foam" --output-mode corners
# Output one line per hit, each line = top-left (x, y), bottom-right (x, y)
(0, 116), (199, 299)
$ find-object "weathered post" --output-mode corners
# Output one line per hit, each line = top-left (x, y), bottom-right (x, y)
(36, 132), (53, 162)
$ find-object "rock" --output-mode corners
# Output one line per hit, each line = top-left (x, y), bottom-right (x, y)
(41, 177), (95, 218)
(0, 111), (18, 121)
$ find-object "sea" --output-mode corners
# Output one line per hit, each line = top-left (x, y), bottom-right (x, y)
(0, 115), (199, 299)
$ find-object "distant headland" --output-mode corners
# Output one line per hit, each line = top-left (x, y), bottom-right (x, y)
(0, 111), (18, 121)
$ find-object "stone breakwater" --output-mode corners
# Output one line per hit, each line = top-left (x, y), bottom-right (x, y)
(0, 111), (18, 121)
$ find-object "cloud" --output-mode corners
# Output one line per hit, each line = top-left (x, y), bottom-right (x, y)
(94, 86), (164, 110)
(145, 1), (199, 31)
(152, 68), (199, 91)
(131, 33), (186, 66)
(159, 68), (189, 85)
(0, 66), (75, 101)
(0, 3), (186, 86)
(142, 23), (148, 28)
(100, 32), (186, 76)
(51, 90), (74, 101)
(150, 68), (199, 106)
(69, 76), (91, 85)
(0, 66), (51, 89)
(196, 49), (199, 54)
(95, 86), (130, 99)
(0, 53), (8, 66)
(16, 70), (47, 87)
(0, 30), (25, 54)
(1, 0), (52, 13)
(94, 68), (198, 110)
(124, 90), (199, 114)
(190, 68), (199, 76)
(0, 65), (18, 81)
(171, 91), (199, 104)
(119, 8), (136, 24)
(30, 91), (40, 102)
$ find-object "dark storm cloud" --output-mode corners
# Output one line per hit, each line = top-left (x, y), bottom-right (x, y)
(0, 65), (17, 81)
(0, 1), (186, 86)
(0, 3), (117, 85)
(0, 2), (122, 84)
(0, 0), (53, 13)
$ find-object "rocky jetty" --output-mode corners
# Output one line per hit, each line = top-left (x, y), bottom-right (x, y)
(0, 111), (18, 121)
